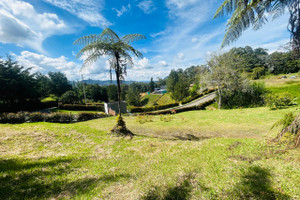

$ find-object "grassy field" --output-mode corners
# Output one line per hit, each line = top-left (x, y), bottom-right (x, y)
(156, 93), (176, 105)
(260, 73), (300, 104)
(0, 106), (299, 199)
(141, 94), (162, 106)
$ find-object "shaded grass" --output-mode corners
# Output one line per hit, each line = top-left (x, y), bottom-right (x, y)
(141, 94), (162, 106)
(0, 107), (299, 199)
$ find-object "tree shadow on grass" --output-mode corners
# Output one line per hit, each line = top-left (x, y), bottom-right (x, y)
(141, 98), (149, 106)
(142, 173), (194, 200)
(231, 166), (291, 200)
(0, 157), (131, 199)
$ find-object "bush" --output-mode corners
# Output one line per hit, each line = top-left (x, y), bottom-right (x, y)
(29, 112), (45, 122)
(265, 92), (294, 109)
(77, 112), (106, 122)
(0, 111), (107, 124)
(221, 82), (266, 109)
(129, 103), (179, 113)
(0, 112), (27, 124)
(45, 113), (75, 123)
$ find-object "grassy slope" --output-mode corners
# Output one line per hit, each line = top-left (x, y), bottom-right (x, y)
(141, 94), (161, 107)
(0, 107), (299, 199)
(156, 93), (176, 105)
(260, 73), (300, 104)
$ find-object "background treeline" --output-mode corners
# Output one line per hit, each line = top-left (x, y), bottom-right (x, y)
(1, 46), (299, 112)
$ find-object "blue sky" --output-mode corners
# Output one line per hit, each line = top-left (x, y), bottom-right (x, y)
(0, 0), (290, 81)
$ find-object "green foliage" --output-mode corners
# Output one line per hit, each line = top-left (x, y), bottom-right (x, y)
(0, 58), (42, 104)
(221, 82), (267, 109)
(166, 69), (180, 93)
(149, 77), (155, 92)
(129, 103), (179, 113)
(107, 85), (118, 102)
(171, 74), (190, 102)
(48, 72), (72, 97)
(126, 85), (142, 106)
(265, 92), (294, 109)
(0, 111), (106, 124)
(189, 83), (199, 97)
(60, 91), (80, 104)
(267, 52), (300, 75)
(214, 0), (298, 51)
(271, 112), (295, 131)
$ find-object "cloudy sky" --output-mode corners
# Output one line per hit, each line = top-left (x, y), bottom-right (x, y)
(0, 0), (290, 81)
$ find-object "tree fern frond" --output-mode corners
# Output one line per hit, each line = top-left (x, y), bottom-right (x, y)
(99, 28), (120, 43)
(122, 34), (146, 44)
(73, 34), (100, 45)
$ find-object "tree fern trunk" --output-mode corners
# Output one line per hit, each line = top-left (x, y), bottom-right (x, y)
(116, 57), (122, 116)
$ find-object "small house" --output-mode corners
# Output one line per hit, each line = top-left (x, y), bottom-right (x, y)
(104, 101), (127, 116)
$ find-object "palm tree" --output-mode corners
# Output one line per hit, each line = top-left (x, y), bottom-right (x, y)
(74, 28), (145, 135)
(214, 0), (300, 56)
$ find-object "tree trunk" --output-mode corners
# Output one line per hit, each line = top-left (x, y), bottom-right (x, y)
(217, 87), (222, 109)
(115, 57), (122, 116)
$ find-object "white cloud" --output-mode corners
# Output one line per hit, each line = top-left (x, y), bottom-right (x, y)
(159, 60), (168, 67)
(42, 0), (111, 27)
(0, 0), (68, 52)
(14, 51), (81, 80)
(113, 4), (130, 17)
(133, 57), (152, 69)
(138, 0), (156, 14)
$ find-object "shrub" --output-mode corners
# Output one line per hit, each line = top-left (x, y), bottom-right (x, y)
(45, 113), (75, 123)
(265, 92), (294, 109)
(221, 82), (266, 109)
(0, 112), (27, 124)
(29, 112), (45, 122)
(77, 112), (106, 122)
(129, 103), (179, 113)
(136, 115), (153, 124)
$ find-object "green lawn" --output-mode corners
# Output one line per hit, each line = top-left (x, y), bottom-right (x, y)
(141, 94), (162, 106)
(0, 106), (299, 199)
(156, 93), (176, 105)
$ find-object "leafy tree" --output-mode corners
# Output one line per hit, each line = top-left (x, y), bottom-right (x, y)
(48, 72), (72, 97)
(208, 52), (244, 109)
(171, 74), (190, 102)
(86, 84), (108, 102)
(166, 69), (180, 93)
(126, 87), (141, 106)
(60, 91), (80, 104)
(74, 28), (145, 118)
(214, 0), (300, 55)
(107, 85), (118, 102)
(267, 51), (300, 74)
(0, 58), (40, 104)
(149, 77), (155, 92)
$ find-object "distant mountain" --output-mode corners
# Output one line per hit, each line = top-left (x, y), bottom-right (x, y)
(81, 79), (149, 85)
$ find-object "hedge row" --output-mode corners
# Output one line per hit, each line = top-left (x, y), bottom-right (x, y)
(0, 101), (58, 112)
(0, 112), (107, 124)
(145, 98), (216, 115)
(129, 102), (179, 113)
(59, 103), (104, 111)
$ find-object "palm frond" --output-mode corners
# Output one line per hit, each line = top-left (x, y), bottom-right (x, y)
(73, 34), (100, 45)
(99, 28), (120, 43)
(122, 34), (146, 44)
